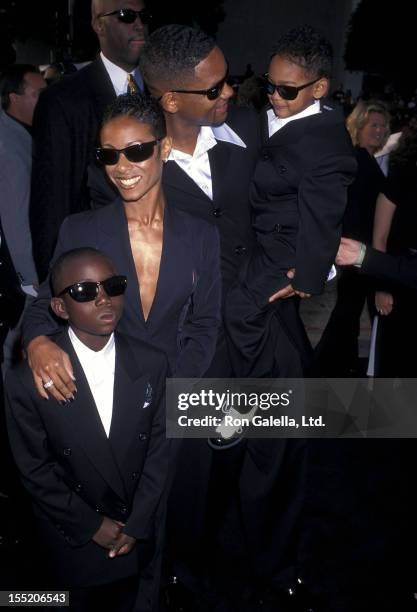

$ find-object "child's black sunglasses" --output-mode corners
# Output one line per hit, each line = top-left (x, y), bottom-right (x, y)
(58, 276), (128, 303)
(262, 74), (320, 100)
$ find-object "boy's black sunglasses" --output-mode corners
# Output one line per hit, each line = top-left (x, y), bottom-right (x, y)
(58, 276), (128, 303)
(170, 72), (229, 101)
(99, 8), (152, 25)
(262, 74), (320, 100)
(95, 140), (159, 165)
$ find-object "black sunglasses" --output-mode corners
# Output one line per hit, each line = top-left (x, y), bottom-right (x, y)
(58, 275), (128, 303)
(99, 8), (152, 24)
(95, 140), (159, 165)
(170, 72), (229, 101)
(263, 74), (320, 100)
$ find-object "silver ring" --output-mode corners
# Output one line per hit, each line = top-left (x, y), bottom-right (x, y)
(43, 379), (54, 389)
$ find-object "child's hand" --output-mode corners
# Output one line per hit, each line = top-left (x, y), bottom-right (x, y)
(108, 533), (136, 558)
(92, 516), (123, 549)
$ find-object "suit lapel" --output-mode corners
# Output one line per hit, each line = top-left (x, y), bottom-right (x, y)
(163, 161), (212, 202)
(108, 334), (150, 469)
(89, 58), (117, 118)
(55, 333), (125, 499)
(208, 141), (232, 202)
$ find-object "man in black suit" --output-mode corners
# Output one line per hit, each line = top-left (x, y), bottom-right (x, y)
(30, 0), (150, 282)
(5, 248), (169, 611)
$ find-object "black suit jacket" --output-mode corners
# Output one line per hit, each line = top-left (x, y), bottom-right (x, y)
(88, 106), (260, 296)
(251, 103), (357, 295)
(5, 330), (169, 588)
(30, 58), (116, 282)
(23, 200), (221, 378)
(362, 247), (417, 291)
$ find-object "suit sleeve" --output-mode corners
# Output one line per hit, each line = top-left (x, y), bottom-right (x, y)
(21, 217), (75, 347)
(5, 370), (102, 546)
(293, 139), (357, 295)
(30, 91), (78, 282)
(124, 355), (170, 540)
(174, 223), (222, 377)
(362, 248), (417, 291)
(0, 145), (38, 286)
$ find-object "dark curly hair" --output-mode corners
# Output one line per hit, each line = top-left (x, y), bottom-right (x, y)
(101, 93), (166, 140)
(271, 25), (333, 79)
(389, 114), (417, 170)
(139, 24), (216, 92)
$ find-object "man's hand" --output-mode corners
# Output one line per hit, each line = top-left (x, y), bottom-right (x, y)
(336, 238), (362, 266)
(92, 517), (123, 550)
(27, 336), (76, 402)
(108, 533), (136, 558)
(375, 291), (394, 316)
(268, 269), (311, 302)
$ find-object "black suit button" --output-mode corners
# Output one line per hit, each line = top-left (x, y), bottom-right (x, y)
(262, 152), (270, 161)
(63, 448), (72, 456)
(274, 224), (281, 232)
(95, 506), (101, 513)
(132, 472), (139, 479)
(278, 165), (287, 173)
(212, 208), (222, 218)
(75, 484), (82, 492)
(234, 245), (247, 256)
(139, 433), (148, 441)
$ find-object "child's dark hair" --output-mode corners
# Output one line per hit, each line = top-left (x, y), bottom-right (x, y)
(271, 25), (333, 79)
(50, 247), (112, 296)
(102, 93), (167, 140)
(139, 24), (215, 90)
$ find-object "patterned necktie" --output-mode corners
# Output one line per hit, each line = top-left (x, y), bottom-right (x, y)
(127, 74), (139, 94)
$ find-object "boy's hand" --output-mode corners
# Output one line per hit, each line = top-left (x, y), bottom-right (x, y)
(92, 517), (123, 549)
(108, 533), (136, 558)
(268, 269), (311, 302)
(27, 336), (77, 402)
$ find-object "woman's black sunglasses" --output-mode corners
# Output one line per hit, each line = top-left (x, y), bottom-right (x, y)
(262, 74), (320, 100)
(99, 8), (152, 25)
(170, 72), (229, 101)
(95, 140), (159, 165)
(58, 275), (128, 303)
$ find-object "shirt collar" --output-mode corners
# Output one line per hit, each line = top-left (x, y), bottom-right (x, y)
(267, 99), (321, 138)
(100, 51), (140, 95)
(68, 327), (115, 360)
(168, 123), (246, 161)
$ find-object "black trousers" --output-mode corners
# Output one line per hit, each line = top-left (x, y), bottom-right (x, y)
(68, 575), (138, 612)
(314, 267), (375, 376)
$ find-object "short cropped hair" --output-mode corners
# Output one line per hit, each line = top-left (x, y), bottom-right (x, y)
(101, 93), (167, 140)
(50, 247), (113, 296)
(271, 25), (333, 80)
(139, 24), (216, 90)
(0, 64), (40, 110)
(346, 99), (390, 148)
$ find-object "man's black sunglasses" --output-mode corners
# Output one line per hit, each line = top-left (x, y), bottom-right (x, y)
(262, 74), (320, 100)
(58, 275), (128, 303)
(95, 140), (159, 165)
(170, 72), (229, 101)
(99, 8), (152, 25)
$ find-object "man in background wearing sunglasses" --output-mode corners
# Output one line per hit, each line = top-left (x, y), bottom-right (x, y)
(30, 0), (150, 283)
(5, 246), (169, 612)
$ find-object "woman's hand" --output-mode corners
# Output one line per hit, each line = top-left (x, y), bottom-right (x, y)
(27, 336), (77, 402)
(375, 291), (394, 316)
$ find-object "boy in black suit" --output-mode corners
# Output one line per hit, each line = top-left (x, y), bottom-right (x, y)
(5, 247), (169, 611)
(225, 25), (357, 378)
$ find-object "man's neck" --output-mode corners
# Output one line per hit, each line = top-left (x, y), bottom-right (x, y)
(166, 116), (201, 155)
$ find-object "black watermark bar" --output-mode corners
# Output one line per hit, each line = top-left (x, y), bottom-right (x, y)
(166, 378), (417, 439)
(0, 592), (69, 607)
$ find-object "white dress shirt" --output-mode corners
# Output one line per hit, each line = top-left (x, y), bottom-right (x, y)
(100, 52), (143, 96)
(167, 123), (246, 200)
(267, 99), (321, 138)
(68, 328), (116, 437)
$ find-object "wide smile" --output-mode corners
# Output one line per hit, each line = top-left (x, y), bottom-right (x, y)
(116, 176), (142, 189)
